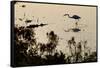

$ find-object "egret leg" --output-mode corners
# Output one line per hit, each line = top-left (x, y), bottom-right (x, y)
(75, 22), (78, 28)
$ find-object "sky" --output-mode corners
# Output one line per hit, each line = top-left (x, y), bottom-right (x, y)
(14, 2), (97, 55)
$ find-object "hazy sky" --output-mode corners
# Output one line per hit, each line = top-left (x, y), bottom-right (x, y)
(14, 2), (97, 55)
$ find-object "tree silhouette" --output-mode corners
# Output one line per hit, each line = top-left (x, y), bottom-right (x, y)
(14, 25), (38, 66)
(46, 31), (59, 55)
(14, 25), (97, 66)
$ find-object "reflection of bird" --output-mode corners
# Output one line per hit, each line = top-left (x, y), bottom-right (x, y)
(27, 23), (48, 28)
(64, 14), (81, 21)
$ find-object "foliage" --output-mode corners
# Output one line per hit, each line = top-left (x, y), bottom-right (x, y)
(14, 25), (97, 66)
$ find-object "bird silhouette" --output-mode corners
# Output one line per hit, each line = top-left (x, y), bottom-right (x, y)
(21, 5), (26, 8)
(25, 19), (32, 24)
(64, 14), (81, 21)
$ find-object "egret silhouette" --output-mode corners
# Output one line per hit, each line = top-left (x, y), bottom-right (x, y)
(64, 14), (81, 21)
